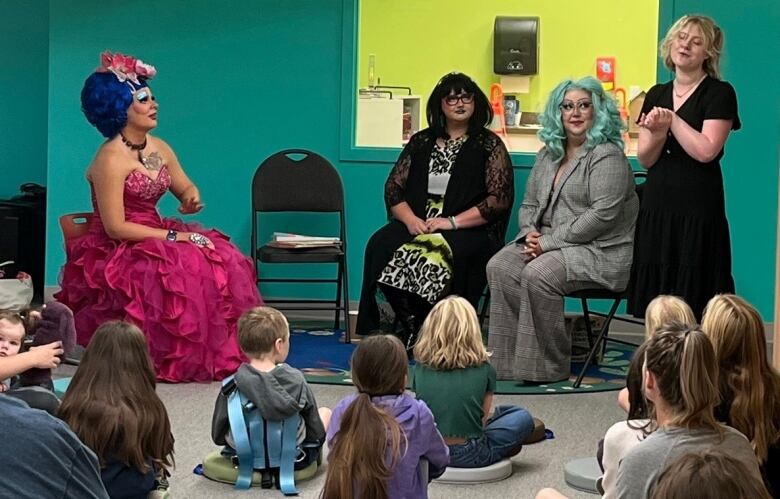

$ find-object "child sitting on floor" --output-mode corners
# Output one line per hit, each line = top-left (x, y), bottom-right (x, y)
(58, 321), (174, 498)
(412, 295), (535, 468)
(701, 294), (780, 496)
(617, 295), (695, 412)
(650, 450), (772, 499)
(211, 306), (331, 469)
(324, 334), (449, 499)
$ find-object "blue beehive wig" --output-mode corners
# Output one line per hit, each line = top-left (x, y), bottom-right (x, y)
(81, 72), (148, 138)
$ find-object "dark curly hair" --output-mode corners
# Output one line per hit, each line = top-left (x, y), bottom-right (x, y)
(81, 72), (148, 138)
(426, 72), (492, 140)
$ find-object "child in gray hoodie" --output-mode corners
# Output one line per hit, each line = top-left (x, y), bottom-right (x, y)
(211, 307), (331, 466)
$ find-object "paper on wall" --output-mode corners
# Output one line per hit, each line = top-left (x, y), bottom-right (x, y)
(499, 75), (531, 93)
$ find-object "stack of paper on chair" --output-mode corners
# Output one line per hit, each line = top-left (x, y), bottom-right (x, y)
(268, 232), (341, 249)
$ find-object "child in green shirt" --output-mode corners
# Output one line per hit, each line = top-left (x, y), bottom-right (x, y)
(412, 296), (535, 468)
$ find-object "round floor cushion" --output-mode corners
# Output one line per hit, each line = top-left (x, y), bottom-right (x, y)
(200, 450), (318, 486)
(564, 456), (602, 494)
(434, 458), (513, 484)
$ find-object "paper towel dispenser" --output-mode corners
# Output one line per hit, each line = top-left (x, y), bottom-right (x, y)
(494, 16), (539, 75)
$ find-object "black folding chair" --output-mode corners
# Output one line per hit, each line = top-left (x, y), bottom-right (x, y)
(251, 150), (350, 342)
(570, 170), (648, 388)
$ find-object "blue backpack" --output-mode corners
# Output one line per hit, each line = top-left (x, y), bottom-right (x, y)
(221, 375), (302, 495)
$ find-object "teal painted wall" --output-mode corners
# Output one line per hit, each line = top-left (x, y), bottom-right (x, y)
(41, 0), (780, 319)
(0, 0), (49, 199)
(45, 0), (352, 299)
(43, 0), (524, 304)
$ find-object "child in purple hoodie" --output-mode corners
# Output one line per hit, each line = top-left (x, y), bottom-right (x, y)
(324, 335), (449, 499)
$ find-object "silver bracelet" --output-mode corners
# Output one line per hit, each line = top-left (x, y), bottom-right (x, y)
(448, 216), (458, 230)
(189, 233), (209, 247)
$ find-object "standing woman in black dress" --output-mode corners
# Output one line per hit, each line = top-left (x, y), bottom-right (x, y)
(629, 14), (740, 319)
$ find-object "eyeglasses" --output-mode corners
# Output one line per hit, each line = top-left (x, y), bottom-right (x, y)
(444, 93), (474, 106)
(559, 100), (593, 114)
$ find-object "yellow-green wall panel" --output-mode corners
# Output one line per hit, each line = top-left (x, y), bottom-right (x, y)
(359, 0), (658, 112)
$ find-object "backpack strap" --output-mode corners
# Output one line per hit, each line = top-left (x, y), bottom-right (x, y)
(246, 399), (267, 470)
(223, 376), (254, 490)
(278, 413), (300, 495)
(222, 376), (302, 495)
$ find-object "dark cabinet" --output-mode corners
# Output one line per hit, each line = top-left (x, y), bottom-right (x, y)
(0, 194), (46, 303)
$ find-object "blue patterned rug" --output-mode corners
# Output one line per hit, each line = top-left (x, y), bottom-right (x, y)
(288, 328), (633, 394)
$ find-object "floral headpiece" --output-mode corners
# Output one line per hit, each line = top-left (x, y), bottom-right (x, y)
(96, 50), (156, 87)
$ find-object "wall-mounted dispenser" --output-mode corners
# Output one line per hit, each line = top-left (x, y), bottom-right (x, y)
(494, 16), (539, 75)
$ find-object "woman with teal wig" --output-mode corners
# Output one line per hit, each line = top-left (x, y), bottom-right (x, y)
(537, 76), (627, 160)
(486, 76), (639, 383)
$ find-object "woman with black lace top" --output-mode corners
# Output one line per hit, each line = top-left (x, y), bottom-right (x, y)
(356, 72), (514, 352)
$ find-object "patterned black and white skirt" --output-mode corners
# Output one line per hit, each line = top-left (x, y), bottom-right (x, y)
(377, 195), (454, 304)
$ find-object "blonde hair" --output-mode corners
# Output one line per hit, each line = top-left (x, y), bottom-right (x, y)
(644, 322), (720, 431)
(660, 14), (724, 79)
(650, 450), (772, 499)
(701, 294), (780, 461)
(645, 295), (696, 339)
(413, 296), (489, 370)
(237, 307), (289, 358)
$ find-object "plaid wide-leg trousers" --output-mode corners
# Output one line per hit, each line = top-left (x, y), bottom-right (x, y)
(486, 243), (593, 382)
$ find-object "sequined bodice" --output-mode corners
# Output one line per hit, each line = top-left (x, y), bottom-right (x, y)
(88, 166), (171, 234)
(123, 167), (171, 200)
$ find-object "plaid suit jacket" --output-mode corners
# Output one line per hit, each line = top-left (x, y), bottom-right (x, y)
(516, 142), (638, 291)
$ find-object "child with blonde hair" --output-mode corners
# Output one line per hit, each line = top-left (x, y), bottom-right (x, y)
(617, 294), (695, 412)
(701, 294), (780, 496)
(413, 296), (535, 468)
(644, 295), (696, 338)
(614, 323), (761, 497)
(324, 334), (448, 499)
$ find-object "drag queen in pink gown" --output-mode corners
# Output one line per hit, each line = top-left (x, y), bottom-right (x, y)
(56, 52), (262, 382)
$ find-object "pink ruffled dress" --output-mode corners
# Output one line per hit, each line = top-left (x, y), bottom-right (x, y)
(55, 166), (262, 382)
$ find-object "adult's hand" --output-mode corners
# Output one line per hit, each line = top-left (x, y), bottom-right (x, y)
(178, 194), (204, 214)
(28, 341), (64, 369)
(523, 231), (543, 259)
(179, 232), (215, 250)
(639, 107), (674, 134)
(405, 217), (429, 236)
(425, 217), (452, 233)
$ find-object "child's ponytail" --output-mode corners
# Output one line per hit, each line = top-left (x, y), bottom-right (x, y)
(322, 335), (409, 499)
(644, 322), (720, 430)
(322, 393), (403, 499)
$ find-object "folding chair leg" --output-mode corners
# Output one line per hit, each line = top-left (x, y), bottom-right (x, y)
(341, 257), (351, 344)
(334, 260), (343, 330)
(574, 298), (621, 388)
(478, 290), (490, 329)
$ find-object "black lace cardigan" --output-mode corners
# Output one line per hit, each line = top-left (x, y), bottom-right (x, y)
(383, 128), (513, 245)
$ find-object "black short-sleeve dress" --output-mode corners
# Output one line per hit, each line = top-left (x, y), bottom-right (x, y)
(628, 76), (741, 318)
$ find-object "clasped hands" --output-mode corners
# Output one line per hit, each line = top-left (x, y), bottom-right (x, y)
(638, 106), (675, 134)
(521, 231), (543, 260)
(405, 216), (453, 236)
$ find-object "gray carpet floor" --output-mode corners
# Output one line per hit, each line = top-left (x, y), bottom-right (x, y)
(137, 378), (624, 499)
(57, 362), (622, 498)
